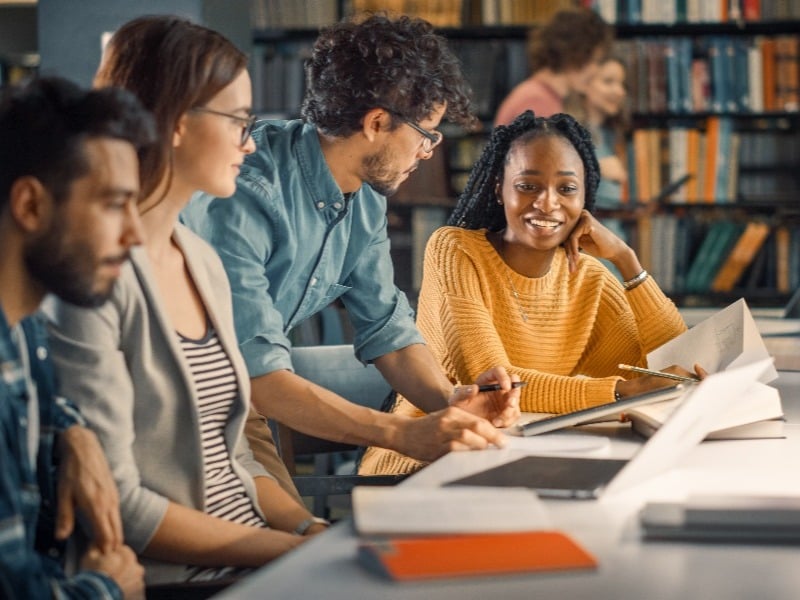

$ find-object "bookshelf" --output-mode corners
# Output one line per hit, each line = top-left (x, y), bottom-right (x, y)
(0, 1), (38, 87)
(240, 2), (800, 305)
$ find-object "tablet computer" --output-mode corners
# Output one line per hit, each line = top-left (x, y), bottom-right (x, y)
(521, 384), (687, 437)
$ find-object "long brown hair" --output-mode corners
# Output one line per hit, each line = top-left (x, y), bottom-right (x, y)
(94, 15), (247, 201)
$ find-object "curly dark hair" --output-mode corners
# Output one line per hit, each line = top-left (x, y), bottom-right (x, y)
(301, 13), (476, 136)
(528, 8), (612, 74)
(448, 110), (600, 231)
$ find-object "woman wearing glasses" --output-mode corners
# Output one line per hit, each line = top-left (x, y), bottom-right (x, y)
(43, 16), (322, 589)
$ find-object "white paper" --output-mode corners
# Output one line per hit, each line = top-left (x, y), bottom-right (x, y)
(503, 432), (611, 454)
(605, 358), (775, 497)
(629, 381), (783, 432)
(352, 486), (550, 535)
(647, 298), (778, 383)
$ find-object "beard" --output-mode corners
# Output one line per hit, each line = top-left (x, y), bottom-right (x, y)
(362, 144), (409, 197)
(24, 222), (122, 308)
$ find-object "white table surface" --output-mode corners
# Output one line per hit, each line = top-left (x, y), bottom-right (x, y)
(218, 371), (800, 600)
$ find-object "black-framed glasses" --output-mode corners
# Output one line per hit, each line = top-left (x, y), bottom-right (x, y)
(383, 108), (443, 153)
(401, 118), (443, 153)
(191, 107), (257, 146)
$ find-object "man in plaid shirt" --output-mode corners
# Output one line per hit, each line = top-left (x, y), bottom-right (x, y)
(0, 77), (154, 598)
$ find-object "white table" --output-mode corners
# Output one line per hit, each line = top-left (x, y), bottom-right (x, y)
(218, 372), (800, 600)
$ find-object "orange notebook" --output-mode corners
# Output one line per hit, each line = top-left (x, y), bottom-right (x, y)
(358, 531), (597, 581)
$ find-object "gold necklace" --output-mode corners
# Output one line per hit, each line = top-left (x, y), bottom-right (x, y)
(499, 238), (529, 323)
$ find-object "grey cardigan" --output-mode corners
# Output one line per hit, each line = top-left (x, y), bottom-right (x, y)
(43, 225), (271, 584)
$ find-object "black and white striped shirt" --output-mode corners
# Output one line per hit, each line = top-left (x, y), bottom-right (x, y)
(178, 326), (266, 581)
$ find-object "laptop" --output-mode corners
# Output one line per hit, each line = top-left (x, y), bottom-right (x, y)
(447, 359), (773, 499)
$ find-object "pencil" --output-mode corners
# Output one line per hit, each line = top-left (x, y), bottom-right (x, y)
(618, 364), (699, 383)
(477, 381), (528, 392)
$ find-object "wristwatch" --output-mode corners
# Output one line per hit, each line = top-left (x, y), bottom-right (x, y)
(294, 516), (331, 535)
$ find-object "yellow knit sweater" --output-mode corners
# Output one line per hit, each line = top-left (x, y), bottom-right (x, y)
(360, 227), (687, 475)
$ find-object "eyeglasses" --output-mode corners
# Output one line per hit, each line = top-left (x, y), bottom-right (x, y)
(191, 107), (257, 146)
(401, 118), (443, 154)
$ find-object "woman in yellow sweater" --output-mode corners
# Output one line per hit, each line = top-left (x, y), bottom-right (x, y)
(360, 110), (694, 475)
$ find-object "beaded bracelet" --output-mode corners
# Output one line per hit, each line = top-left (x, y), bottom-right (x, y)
(622, 269), (649, 291)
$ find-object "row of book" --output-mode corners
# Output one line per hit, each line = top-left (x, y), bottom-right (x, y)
(637, 216), (800, 294)
(251, 0), (338, 29)
(587, 0), (800, 24)
(251, 41), (311, 117)
(253, 1), (800, 29)
(619, 35), (800, 115)
(628, 118), (800, 204)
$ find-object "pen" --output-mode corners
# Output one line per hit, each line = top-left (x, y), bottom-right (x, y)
(618, 364), (699, 383)
(477, 381), (528, 392)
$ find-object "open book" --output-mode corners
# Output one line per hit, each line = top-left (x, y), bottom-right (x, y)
(641, 298), (784, 439)
(626, 381), (784, 440)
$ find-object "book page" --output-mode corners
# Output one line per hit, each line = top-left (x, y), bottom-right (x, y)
(353, 486), (550, 536)
(647, 298), (777, 383)
(628, 382), (783, 432)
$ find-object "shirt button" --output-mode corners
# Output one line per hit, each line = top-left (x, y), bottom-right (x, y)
(37, 346), (48, 360)
(48, 548), (60, 558)
(333, 202), (342, 210)
(310, 277), (318, 286)
(316, 201), (325, 209)
(19, 417), (27, 427)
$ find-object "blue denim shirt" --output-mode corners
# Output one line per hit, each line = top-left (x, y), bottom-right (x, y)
(0, 307), (120, 599)
(181, 119), (422, 377)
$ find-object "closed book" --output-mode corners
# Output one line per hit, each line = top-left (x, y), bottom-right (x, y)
(641, 494), (800, 542)
(358, 531), (597, 581)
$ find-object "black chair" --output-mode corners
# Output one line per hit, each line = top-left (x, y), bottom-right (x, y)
(271, 345), (406, 518)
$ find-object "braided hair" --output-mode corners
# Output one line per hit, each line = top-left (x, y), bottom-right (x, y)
(448, 110), (600, 231)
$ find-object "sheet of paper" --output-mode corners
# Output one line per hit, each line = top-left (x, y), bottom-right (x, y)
(604, 358), (775, 497)
(629, 381), (783, 431)
(647, 298), (777, 383)
(352, 486), (550, 535)
(503, 432), (611, 454)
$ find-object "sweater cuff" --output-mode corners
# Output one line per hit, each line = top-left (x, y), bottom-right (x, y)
(583, 376), (623, 408)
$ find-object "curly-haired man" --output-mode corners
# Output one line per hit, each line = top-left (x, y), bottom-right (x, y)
(182, 14), (521, 483)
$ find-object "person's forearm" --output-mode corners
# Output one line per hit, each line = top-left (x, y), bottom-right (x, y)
(252, 476), (314, 532)
(374, 344), (453, 413)
(250, 369), (403, 450)
(609, 245), (643, 281)
(144, 501), (301, 568)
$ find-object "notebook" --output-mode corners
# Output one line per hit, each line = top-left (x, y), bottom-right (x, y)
(520, 384), (686, 437)
(358, 531), (597, 581)
(447, 359), (773, 499)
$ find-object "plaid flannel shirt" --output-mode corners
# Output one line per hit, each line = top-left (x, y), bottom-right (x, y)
(0, 307), (120, 599)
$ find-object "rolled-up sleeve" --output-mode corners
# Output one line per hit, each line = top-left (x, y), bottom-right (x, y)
(342, 217), (422, 362)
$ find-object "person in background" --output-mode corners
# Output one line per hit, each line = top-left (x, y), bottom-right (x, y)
(44, 16), (324, 591)
(565, 53), (629, 209)
(360, 111), (699, 476)
(181, 14), (521, 471)
(0, 76), (150, 599)
(495, 7), (613, 125)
